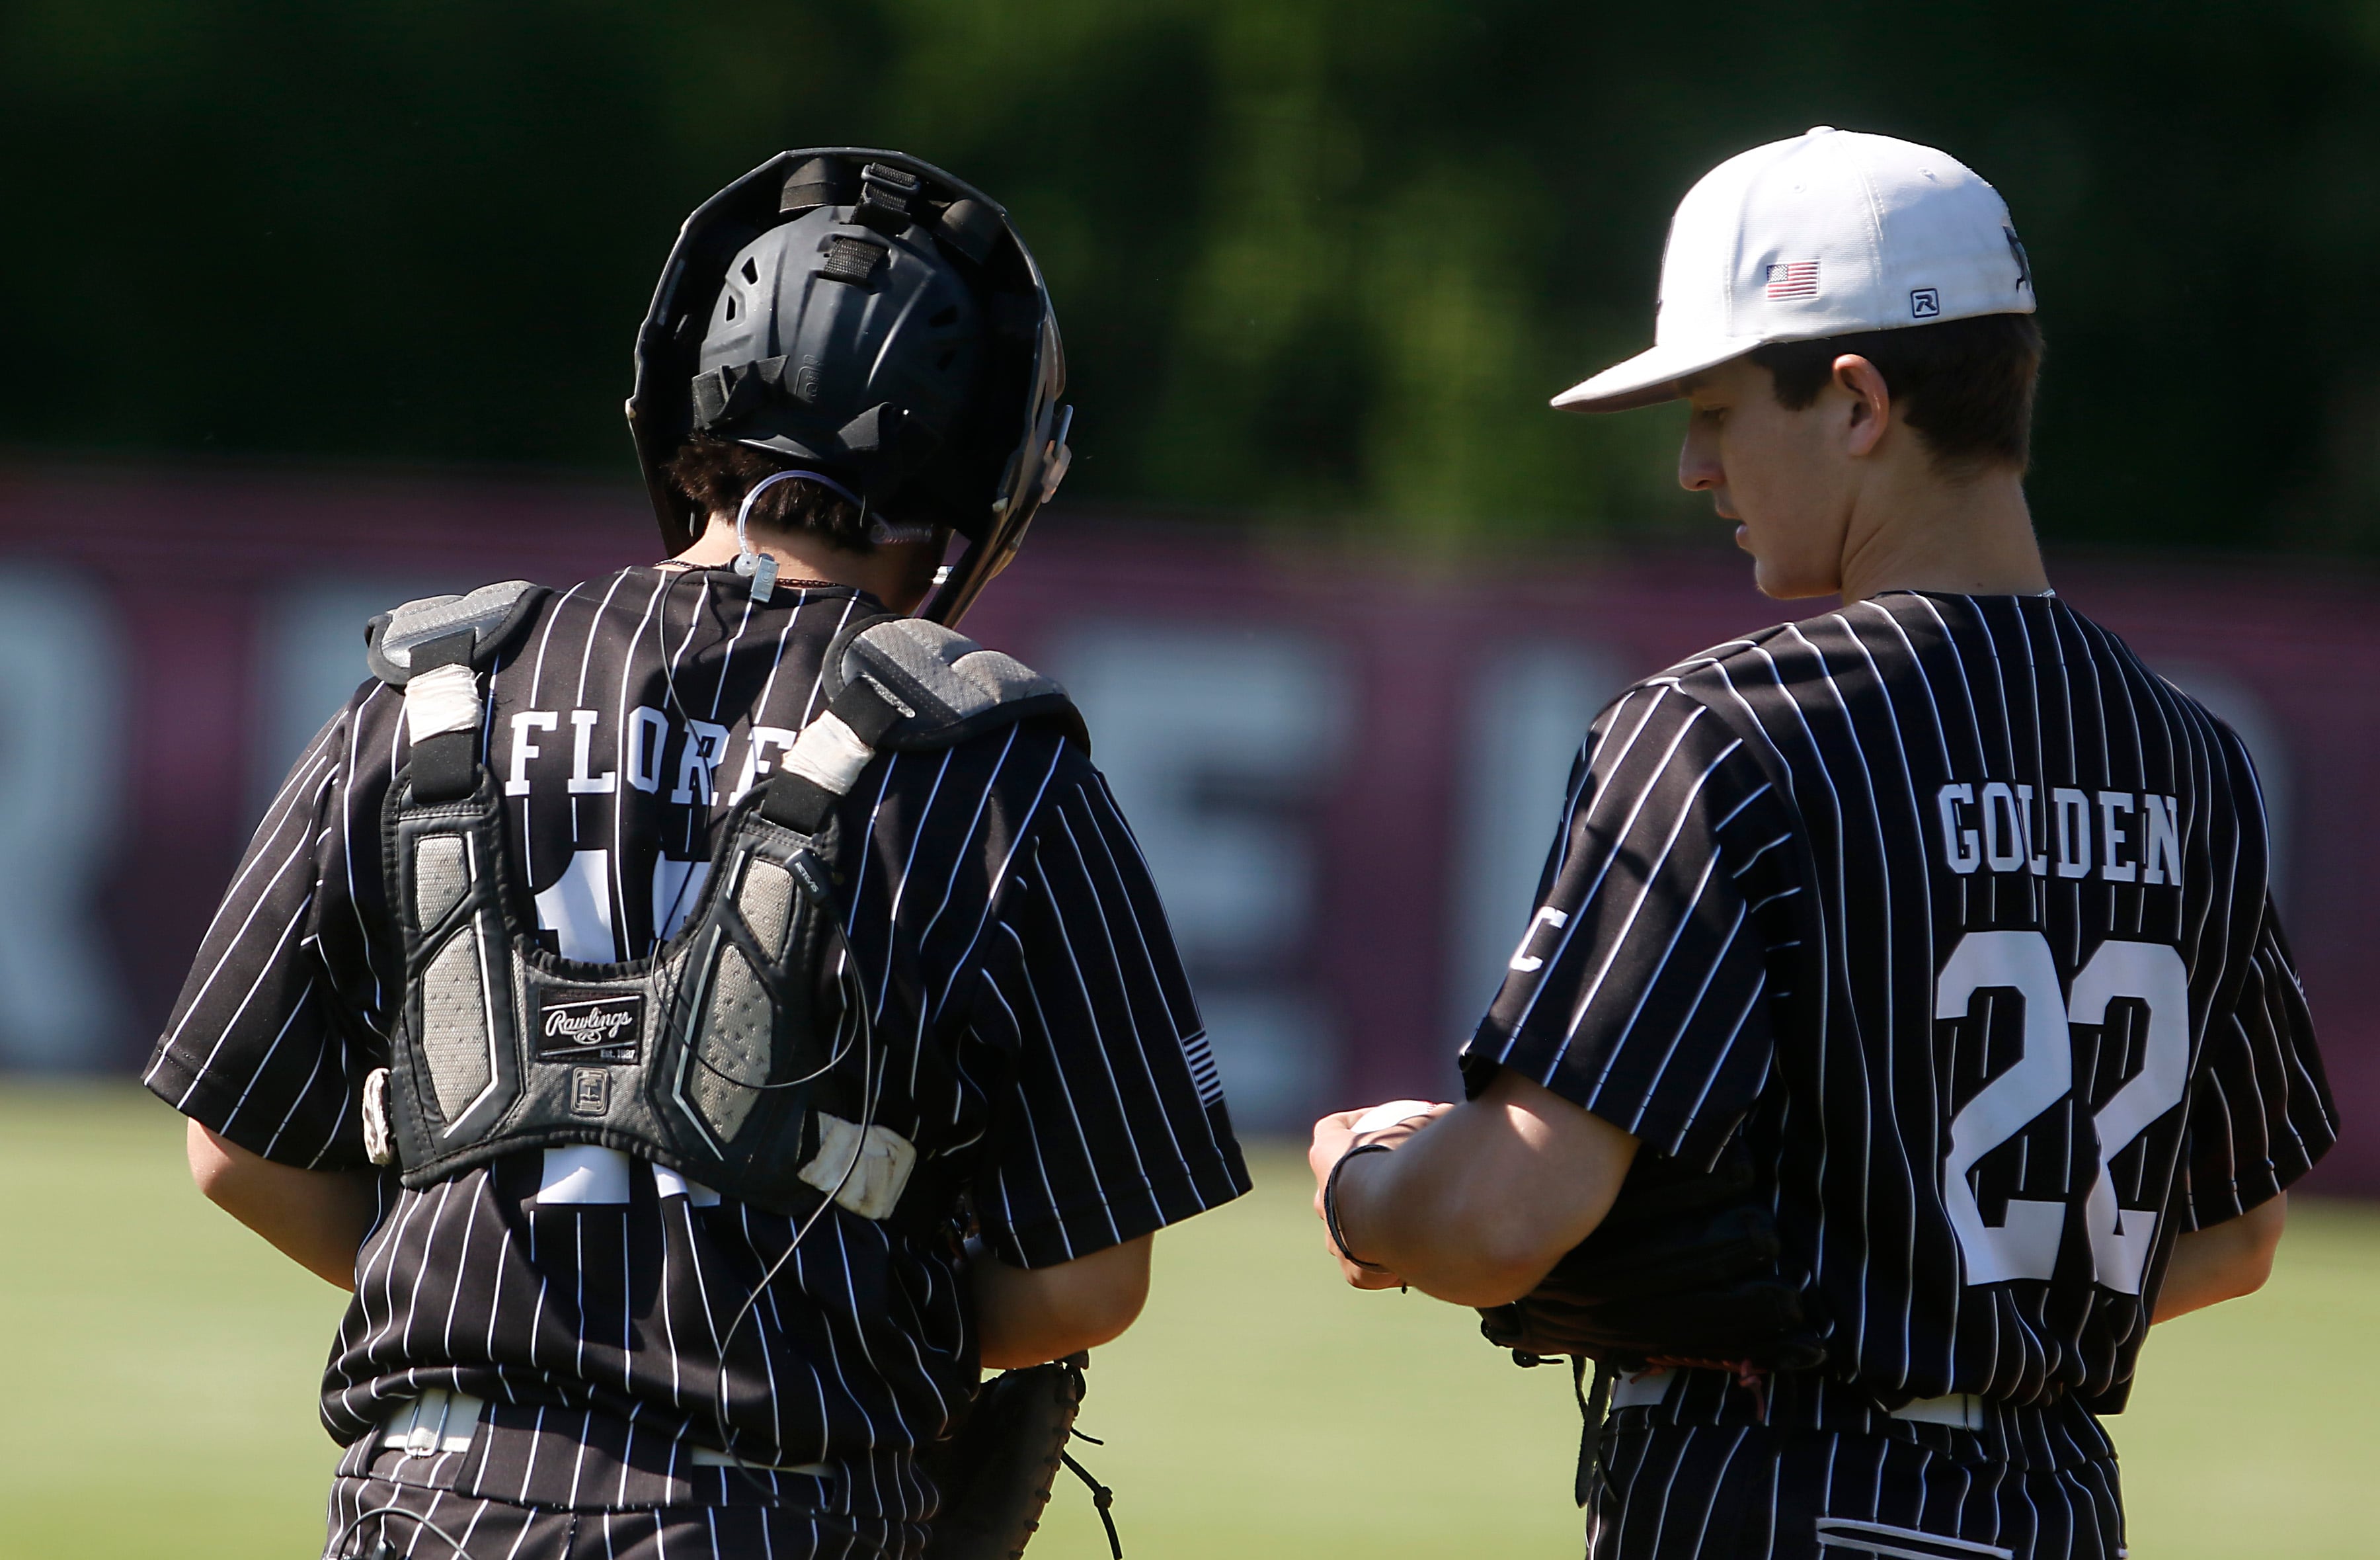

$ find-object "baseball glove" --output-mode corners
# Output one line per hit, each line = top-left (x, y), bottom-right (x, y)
(919, 1353), (1121, 1560)
(1475, 1139), (1827, 1378)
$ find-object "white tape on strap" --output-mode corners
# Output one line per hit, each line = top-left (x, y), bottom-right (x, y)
(403, 663), (482, 745)
(360, 1067), (395, 1167)
(798, 1112), (918, 1220)
(785, 711), (875, 796)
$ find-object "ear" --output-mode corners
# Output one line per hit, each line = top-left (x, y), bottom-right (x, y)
(1832, 354), (1892, 458)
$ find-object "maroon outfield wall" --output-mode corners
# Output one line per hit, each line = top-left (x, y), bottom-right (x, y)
(0, 461), (2365, 1188)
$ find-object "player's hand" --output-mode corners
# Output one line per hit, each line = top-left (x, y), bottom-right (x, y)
(1331, 1250), (1408, 1289)
(1308, 1099), (1454, 1288)
(1308, 1098), (1453, 1179)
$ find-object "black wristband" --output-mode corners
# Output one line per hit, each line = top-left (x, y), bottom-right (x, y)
(1324, 1141), (1396, 1271)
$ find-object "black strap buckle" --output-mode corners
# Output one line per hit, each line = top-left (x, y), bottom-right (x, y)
(852, 162), (921, 233)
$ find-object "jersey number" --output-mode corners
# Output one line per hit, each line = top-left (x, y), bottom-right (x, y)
(1935, 931), (2189, 1293)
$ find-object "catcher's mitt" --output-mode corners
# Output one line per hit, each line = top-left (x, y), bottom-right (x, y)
(918, 1352), (1120, 1560)
(1476, 1143), (1826, 1508)
(1476, 1140), (1827, 1378)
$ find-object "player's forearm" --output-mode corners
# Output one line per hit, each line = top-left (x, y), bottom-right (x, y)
(1328, 1074), (1638, 1307)
(971, 1233), (1152, 1369)
(2154, 1194), (2286, 1322)
(185, 1120), (379, 1291)
(1329, 1137), (1570, 1306)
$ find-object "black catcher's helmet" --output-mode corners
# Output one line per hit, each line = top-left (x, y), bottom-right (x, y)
(628, 149), (1071, 625)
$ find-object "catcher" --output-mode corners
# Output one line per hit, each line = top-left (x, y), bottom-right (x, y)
(1311, 128), (2335, 1558)
(150, 147), (1250, 1559)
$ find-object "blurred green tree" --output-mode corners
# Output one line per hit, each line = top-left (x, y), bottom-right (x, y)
(5, 0), (2380, 552)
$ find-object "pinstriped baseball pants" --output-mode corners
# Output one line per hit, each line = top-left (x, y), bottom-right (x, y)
(321, 1400), (932, 1560)
(1587, 1422), (2125, 1560)
(324, 1475), (921, 1560)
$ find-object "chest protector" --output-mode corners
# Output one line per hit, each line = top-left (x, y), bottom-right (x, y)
(357, 581), (1086, 1231)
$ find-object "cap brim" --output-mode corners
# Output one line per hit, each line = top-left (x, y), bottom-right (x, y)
(1550, 335), (1769, 414)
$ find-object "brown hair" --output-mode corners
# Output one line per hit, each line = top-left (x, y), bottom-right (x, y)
(662, 437), (873, 553)
(1747, 312), (2043, 475)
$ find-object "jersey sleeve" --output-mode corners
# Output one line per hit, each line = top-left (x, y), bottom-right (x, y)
(141, 704), (383, 1170)
(1460, 682), (1792, 1171)
(2177, 898), (2338, 1230)
(965, 755), (1252, 1268)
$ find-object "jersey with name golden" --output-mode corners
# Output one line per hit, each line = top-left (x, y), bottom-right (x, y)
(1935, 780), (2180, 883)
(1466, 589), (2336, 1432)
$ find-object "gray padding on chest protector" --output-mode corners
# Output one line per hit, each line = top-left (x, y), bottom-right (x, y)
(421, 927), (495, 1122)
(833, 618), (1086, 753)
(367, 580), (547, 685)
(736, 858), (797, 960)
(413, 834), (471, 928)
(690, 944), (774, 1143)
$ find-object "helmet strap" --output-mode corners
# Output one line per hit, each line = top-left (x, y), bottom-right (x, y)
(868, 513), (938, 546)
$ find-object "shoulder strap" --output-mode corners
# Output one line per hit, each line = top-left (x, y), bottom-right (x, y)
(758, 616), (1086, 835)
(827, 617), (1087, 753)
(366, 580), (549, 686)
(366, 581), (549, 805)
(403, 632), (484, 803)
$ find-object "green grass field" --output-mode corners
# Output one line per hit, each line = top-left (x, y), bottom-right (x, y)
(3, 1081), (2370, 1558)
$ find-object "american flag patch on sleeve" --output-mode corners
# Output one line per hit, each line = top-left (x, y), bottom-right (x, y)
(1765, 261), (1820, 299)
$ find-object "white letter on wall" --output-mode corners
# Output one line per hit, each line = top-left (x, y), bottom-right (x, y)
(0, 567), (124, 1066)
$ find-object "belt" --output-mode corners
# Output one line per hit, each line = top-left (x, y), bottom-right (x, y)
(380, 1388), (483, 1457)
(689, 1445), (836, 1477)
(378, 1389), (834, 1477)
(1889, 1392), (1986, 1430)
(1608, 1370), (1987, 1430)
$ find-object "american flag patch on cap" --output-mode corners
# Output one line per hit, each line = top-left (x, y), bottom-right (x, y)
(1765, 261), (1820, 300)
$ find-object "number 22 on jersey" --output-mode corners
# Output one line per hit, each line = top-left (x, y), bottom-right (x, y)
(1935, 932), (2190, 1294)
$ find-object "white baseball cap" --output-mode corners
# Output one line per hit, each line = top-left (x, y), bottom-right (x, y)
(1553, 126), (2034, 413)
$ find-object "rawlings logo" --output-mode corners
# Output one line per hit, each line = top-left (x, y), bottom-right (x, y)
(536, 990), (645, 1063)
(545, 1006), (637, 1044)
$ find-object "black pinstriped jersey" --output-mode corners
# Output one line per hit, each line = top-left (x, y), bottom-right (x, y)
(145, 566), (1249, 1524)
(1465, 591), (2335, 1418)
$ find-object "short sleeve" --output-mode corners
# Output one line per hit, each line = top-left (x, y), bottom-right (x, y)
(967, 759), (1252, 1267)
(141, 708), (376, 1170)
(2178, 899), (2338, 1230)
(1460, 683), (1791, 1170)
